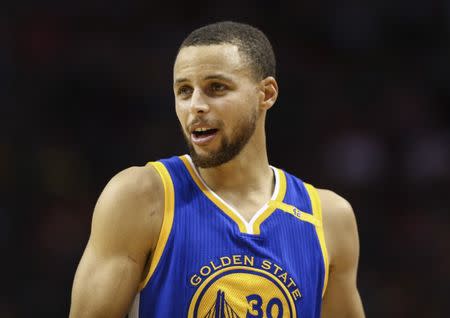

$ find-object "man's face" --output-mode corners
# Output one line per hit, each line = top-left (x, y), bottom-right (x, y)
(173, 44), (261, 168)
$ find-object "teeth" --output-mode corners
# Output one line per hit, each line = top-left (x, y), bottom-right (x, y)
(194, 128), (210, 132)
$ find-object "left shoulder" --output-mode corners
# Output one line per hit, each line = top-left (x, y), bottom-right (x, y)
(316, 188), (355, 224)
(315, 188), (359, 267)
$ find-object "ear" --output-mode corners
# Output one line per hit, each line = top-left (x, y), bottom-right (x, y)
(259, 76), (278, 110)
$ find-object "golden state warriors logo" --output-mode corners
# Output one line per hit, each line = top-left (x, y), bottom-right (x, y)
(188, 255), (301, 318)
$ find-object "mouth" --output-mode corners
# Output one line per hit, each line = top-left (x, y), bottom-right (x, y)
(191, 127), (219, 146)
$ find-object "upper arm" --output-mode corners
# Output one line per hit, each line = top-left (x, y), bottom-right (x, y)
(69, 166), (164, 318)
(319, 190), (365, 318)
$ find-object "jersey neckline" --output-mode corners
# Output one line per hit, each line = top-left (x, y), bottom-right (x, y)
(179, 155), (287, 235)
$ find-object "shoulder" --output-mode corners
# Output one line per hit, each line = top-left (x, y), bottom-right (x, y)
(315, 188), (359, 268)
(316, 189), (355, 224)
(97, 165), (164, 219)
(101, 165), (164, 205)
(91, 164), (165, 253)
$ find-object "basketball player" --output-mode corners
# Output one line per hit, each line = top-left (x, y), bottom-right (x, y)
(70, 21), (365, 317)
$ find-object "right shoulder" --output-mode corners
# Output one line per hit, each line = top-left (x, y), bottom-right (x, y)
(102, 164), (164, 206)
(98, 164), (164, 219)
(90, 164), (165, 255)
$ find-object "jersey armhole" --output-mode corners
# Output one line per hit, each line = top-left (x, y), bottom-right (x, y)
(138, 161), (175, 290)
(304, 183), (329, 298)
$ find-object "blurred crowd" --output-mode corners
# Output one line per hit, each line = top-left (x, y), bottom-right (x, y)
(1, 1), (449, 317)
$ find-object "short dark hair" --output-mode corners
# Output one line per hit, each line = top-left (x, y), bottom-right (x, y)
(179, 21), (276, 80)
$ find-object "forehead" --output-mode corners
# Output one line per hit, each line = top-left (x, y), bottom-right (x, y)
(174, 44), (250, 82)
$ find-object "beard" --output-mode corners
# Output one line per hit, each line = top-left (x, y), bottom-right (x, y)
(183, 110), (258, 168)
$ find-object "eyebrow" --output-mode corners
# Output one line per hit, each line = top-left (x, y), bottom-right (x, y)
(204, 74), (233, 82)
(174, 74), (233, 85)
(174, 78), (188, 85)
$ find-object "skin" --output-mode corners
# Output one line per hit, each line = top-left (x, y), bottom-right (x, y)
(69, 44), (365, 317)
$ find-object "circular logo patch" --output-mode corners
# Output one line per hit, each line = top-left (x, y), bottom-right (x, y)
(188, 266), (296, 318)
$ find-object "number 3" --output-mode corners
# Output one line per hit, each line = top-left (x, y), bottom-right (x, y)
(246, 294), (263, 318)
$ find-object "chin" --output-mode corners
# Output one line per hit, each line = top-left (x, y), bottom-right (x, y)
(190, 152), (224, 169)
(190, 146), (243, 168)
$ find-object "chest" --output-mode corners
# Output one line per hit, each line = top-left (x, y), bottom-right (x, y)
(139, 157), (326, 317)
(163, 205), (324, 317)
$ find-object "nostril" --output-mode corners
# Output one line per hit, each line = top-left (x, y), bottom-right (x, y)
(190, 103), (210, 114)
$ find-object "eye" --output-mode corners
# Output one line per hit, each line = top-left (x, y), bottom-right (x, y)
(177, 85), (193, 97)
(210, 82), (227, 92)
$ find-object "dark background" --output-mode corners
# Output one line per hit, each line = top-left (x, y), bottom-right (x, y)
(1, 1), (449, 317)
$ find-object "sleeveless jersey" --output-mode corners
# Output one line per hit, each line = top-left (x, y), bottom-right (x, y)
(129, 155), (329, 318)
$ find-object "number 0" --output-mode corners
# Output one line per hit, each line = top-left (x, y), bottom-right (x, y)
(267, 297), (283, 318)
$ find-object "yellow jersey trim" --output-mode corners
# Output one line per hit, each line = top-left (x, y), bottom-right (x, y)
(268, 200), (321, 227)
(180, 155), (248, 233)
(139, 161), (175, 290)
(251, 168), (287, 235)
(304, 183), (329, 298)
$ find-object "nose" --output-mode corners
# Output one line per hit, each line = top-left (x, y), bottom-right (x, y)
(190, 89), (210, 114)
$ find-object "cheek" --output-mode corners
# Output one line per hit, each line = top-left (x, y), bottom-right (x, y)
(235, 88), (259, 110)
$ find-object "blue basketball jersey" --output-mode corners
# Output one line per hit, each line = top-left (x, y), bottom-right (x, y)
(128, 155), (329, 318)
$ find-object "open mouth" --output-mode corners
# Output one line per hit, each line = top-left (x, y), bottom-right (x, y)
(191, 128), (219, 145)
(192, 128), (218, 138)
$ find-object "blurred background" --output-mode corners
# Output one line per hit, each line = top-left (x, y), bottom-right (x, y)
(1, 0), (449, 317)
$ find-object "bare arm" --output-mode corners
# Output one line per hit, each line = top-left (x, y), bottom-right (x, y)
(69, 166), (163, 318)
(319, 190), (365, 318)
